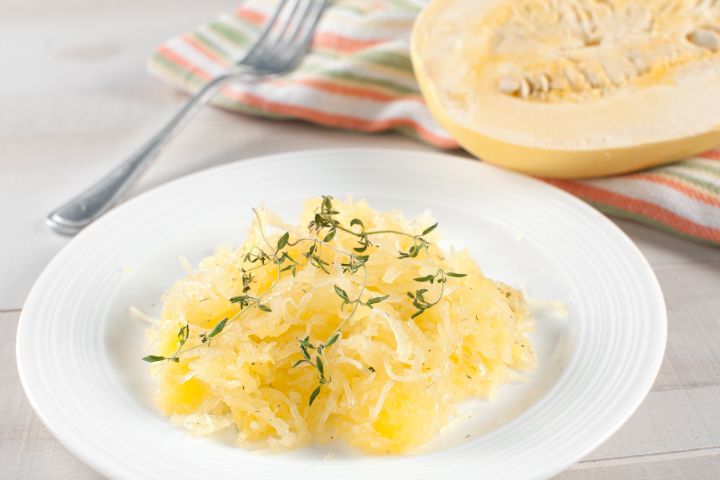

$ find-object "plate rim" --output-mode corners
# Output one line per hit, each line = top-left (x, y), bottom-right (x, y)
(17, 147), (667, 480)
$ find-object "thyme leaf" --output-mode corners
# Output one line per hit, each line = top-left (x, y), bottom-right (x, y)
(142, 355), (167, 363)
(142, 197), (466, 407)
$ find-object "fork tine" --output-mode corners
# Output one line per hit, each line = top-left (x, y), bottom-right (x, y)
(274, 0), (327, 71)
(240, 0), (290, 65)
(239, 0), (327, 74)
(264, 0), (313, 59)
(249, 0), (306, 68)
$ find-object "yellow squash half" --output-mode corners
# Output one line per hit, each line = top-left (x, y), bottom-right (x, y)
(411, 0), (720, 178)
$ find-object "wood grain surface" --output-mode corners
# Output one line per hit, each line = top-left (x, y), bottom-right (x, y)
(1, 1), (718, 478)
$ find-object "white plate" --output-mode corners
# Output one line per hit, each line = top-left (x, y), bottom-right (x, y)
(17, 149), (666, 480)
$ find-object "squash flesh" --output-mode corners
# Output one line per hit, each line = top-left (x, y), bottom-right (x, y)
(411, 0), (720, 177)
(145, 199), (536, 452)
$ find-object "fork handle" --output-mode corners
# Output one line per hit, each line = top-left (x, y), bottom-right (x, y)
(47, 68), (255, 235)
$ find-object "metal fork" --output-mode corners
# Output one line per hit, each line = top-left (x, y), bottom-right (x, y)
(47, 0), (327, 235)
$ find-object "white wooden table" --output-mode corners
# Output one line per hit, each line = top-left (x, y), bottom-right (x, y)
(1, 1), (719, 478)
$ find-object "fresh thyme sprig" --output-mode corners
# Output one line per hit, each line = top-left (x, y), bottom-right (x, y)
(143, 209), (290, 363)
(310, 195), (436, 258)
(407, 269), (466, 319)
(142, 197), (464, 406)
(229, 294), (272, 312)
(142, 322), (190, 363)
(334, 285), (389, 311)
(292, 334), (340, 406)
(199, 318), (228, 344)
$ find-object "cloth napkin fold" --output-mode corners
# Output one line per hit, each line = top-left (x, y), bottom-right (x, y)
(148, 0), (720, 247)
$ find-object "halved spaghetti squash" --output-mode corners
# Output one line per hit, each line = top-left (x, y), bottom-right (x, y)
(411, 0), (720, 177)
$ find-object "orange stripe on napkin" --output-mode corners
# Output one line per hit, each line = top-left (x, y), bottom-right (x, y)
(235, 6), (266, 25)
(634, 173), (720, 208)
(548, 180), (720, 242)
(234, 7), (386, 53)
(157, 46), (454, 147)
(222, 87), (458, 146)
(699, 150), (720, 160)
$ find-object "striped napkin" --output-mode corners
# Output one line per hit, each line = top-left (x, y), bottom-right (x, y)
(148, 0), (720, 247)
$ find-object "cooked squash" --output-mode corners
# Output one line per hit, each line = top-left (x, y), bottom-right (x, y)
(411, 0), (720, 178)
(145, 198), (536, 453)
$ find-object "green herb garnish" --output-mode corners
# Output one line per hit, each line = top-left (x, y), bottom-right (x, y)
(142, 197), (464, 406)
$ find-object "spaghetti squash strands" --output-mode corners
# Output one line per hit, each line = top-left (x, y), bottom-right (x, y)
(144, 198), (536, 453)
